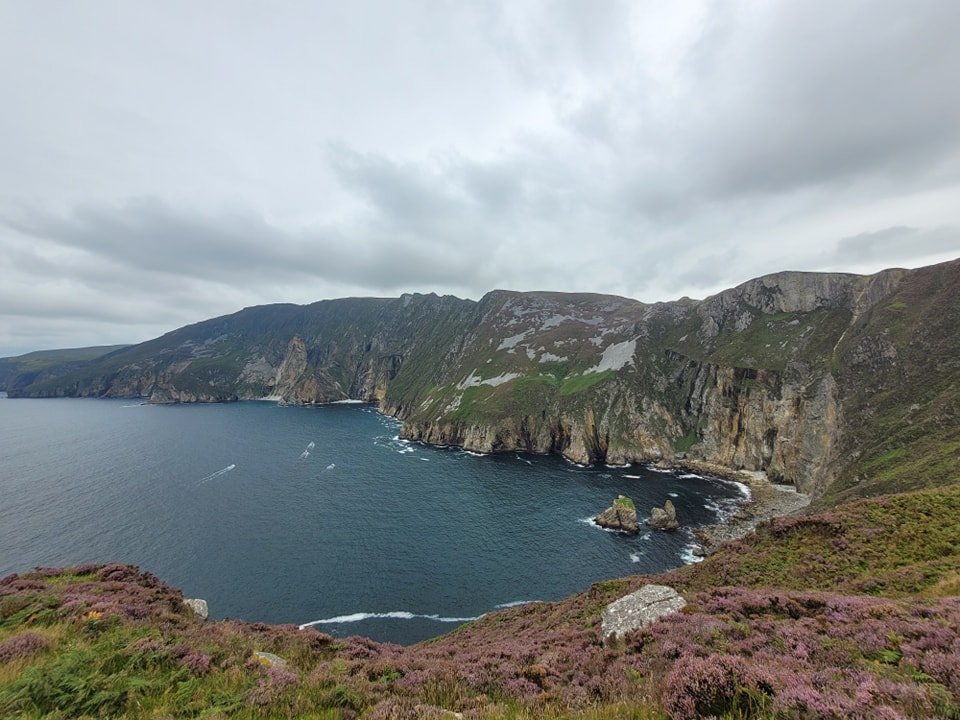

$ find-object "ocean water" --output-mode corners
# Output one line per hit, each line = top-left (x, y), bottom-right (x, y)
(0, 397), (743, 644)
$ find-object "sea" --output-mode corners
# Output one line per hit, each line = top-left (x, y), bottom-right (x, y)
(0, 396), (745, 644)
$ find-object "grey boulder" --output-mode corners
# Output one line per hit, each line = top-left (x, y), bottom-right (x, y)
(601, 584), (687, 640)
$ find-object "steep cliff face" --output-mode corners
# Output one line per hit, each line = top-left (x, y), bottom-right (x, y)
(9, 259), (960, 501)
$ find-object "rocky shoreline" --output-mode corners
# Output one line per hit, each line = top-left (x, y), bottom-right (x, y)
(671, 461), (812, 553)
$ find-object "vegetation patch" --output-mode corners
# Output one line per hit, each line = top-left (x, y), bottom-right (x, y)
(2, 479), (960, 719)
(559, 370), (614, 396)
(673, 430), (699, 452)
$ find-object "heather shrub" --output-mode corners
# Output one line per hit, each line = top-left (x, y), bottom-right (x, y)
(0, 631), (49, 662)
(247, 665), (300, 707)
(661, 654), (774, 719)
(96, 563), (139, 582)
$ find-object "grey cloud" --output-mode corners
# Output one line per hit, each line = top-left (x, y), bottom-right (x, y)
(2, 197), (499, 294)
(1, 1), (960, 355)
(830, 226), (960, 265)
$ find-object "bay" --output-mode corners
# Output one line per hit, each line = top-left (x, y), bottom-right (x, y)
(0, 397), (742, 644)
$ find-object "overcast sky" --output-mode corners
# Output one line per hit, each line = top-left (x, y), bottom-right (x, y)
(2, 0), (959, 356)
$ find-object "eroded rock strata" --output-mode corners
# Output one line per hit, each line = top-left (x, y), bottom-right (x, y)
(9, 258), (960, 502)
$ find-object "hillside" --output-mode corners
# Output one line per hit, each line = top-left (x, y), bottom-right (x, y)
(2, 483), (957, 719)
(0, 345), (130, 394)
(9, 258), (960, 503)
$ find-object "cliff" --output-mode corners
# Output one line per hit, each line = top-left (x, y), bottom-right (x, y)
(8, 258), (960, 502)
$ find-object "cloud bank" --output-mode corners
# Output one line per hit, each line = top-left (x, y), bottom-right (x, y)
(1, 0), (959, 354)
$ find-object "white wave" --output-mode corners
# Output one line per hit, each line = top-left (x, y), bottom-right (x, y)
(495, 600), (539, 608)
(605, 463), (630, 469)
(306, 441), (315, 451)
(329, 399), (366, 404)
(324, 463), (335, 471)
(678, 473), (702, 479)
(198, 464), (236, 483)
(646, 466), (674, 474)
(680, 544), (705, 565)
(641, 532), (652, 540)
(462, 450), (487, 457)
(516, 455), (533, 465)
(623, 474), (642, 479)
(420, 457), (430, 462)
(731, 481), (752, 499)
(667, 492), (679, 497)
(578, 516), (619, 533)
(299, 450), (310, 459)
(629, 552), (642, 563)
(299, 610), (482, 629)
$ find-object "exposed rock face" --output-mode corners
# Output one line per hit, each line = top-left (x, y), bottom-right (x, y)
(601, 584), (687, 640)
(594, 496), (639, 534)
(10, 259), (960, 502)
(183, 598), (208, 620)
(648, 499), (679, 530)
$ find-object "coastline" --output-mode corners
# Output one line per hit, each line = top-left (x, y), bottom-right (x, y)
(671, 461), (811, 553)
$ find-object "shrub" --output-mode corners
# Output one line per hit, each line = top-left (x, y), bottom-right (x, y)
(0, 632), (49, 662)
(661, 654), (774, 720)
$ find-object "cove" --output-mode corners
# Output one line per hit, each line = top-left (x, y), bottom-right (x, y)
(0, 398), (743, 644)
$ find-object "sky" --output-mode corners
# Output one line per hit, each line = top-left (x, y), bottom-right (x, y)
(2, 0), (960, 356)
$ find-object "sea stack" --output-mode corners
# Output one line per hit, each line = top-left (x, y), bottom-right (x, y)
(594, 495), (639, 534)
(647, 499), (680, 530)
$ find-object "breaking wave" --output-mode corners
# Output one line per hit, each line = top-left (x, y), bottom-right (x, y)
(299, 610), (482, 629)
(198, 464), (236, 483)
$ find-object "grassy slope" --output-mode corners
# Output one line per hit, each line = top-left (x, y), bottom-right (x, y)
(823, 260), (960, 505)
(0, 345), (130, 391)
(2, 483), (957, 719)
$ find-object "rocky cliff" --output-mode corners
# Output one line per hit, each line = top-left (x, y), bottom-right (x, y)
(9, 259), (960, 502)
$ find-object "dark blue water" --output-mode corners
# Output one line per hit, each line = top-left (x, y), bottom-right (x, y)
(0, 397), (744, 644)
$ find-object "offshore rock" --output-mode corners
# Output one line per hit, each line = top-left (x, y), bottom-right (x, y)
(594, 495), (639, 534)
(601, 584), (687, 640)
(648, 499), (679, 530)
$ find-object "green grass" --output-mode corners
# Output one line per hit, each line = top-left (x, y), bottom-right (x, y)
(673, 431), (699, 452)
(613, 496), (636, 511)
(862, 447), (907, 469)
(559, 370), (614, 396)
(674, 482), (960, 598)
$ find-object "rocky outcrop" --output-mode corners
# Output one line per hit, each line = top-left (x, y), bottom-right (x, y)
(252, 651), (288, 669)
(183, 598), (208, 620)
(10, 259), (959, 502)
(647, 499), (679, 530)
(594, 496), (639, 533)
(601, 584), (687, 640)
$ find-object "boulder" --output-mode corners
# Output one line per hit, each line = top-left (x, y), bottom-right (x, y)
(647, 498), (679, 530)
(253, 651), (288, 669)
(601, 584), (687, 640)
(594, 495), (639, 534)
(183, 598), (208, 620)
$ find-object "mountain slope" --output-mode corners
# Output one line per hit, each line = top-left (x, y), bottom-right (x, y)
(10, 258), (960, 502)
(0, 345), (130, 394)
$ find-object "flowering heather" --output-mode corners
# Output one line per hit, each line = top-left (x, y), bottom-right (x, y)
(0, 631), (49, 662)
(248, 666), (300, 707)
(0, 484), (957, 718)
